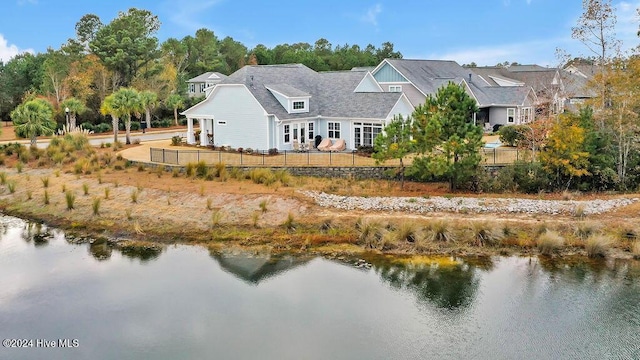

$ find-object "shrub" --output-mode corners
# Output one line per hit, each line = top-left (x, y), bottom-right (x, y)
(537, 230), (564, 255)
(16, 162), (23, 173)
(206, 198), (213, 210)
(585, 235), (614, 258)
(172, 168), (180, 177)
(195, 161), (208, 178)
(104, 187), (110, 199)
(185, 162), (196, 177)
(82, 183), (89, 195)
(259, 199), (268, 213)
(274, 169), (291, 186)
(268, 148), (278, 156)
(498, 125), (526, 147)
(357, 219), (383, 248)
(171, 136), (182, 146)
(211, 209), (224, 228)
(65, 190), (76, 210)
(248, 168), (276, 185)
(43, 190), (49, 205)
(0, 172), (6, 185)
(573, 221), (601, 241)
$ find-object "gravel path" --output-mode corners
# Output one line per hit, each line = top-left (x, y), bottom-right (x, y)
(300, 191), (638, 215)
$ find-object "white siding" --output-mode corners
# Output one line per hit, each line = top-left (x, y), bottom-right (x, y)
(386, 96), (414, 122)
(354, 73), (383, 92)
(186, 85), (269, 149)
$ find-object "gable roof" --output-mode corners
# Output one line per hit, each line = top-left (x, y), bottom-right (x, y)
(467, 82), (535, 107)
(265, 83), (310, 97)
(378, 59), (487, 95)
(187, 72), (228, 83)
(220, 64), (405, 120)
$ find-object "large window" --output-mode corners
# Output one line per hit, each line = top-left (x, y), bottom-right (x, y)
(354, 122), (383, 147)
(284, 124), (290, 143)
(328, 122), (341, 139)
(507, 108), (515, 123)
(293, 101), (305, 110)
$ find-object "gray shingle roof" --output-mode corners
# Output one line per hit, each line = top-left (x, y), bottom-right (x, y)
(264, 83), (310, 97)
(468, 83), (532, 107)
(187, 72), (228, 83)
(384, 59), (486, 95)
(221, 64), (404, 120)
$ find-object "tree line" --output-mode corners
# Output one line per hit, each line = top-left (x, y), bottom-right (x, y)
(0, 7), (402, 128)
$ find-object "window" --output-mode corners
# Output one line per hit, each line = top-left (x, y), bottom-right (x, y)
(389, 85), (402, 92)
(293, 101), (305, 110)
(284, 124), (290, 143)
(189, 84), (195, 93)
(200, 83), (206, 92)
(507, 108), (515, 123)
(521, 107), (531, 123)
(354, 122), (383, 147)
(308, 122), (314, 140)
(328, 122), (341, 139)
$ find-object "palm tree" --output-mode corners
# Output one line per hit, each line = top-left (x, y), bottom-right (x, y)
(11, 98), (56, 146)
(165, 94), (184, 126)
(139, 90), (158, 130)
(100, 94), (121, 144)
(60, 97), (87, 129)
(112, 88), (141, 145)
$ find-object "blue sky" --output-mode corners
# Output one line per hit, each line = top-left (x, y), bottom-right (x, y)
(2, 0), (639, 66)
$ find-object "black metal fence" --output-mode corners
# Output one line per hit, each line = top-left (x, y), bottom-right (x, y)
(150, 147), (528, 167)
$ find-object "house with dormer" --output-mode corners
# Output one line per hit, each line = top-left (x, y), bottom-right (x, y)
(358, 59), (537, 130)
(181, 64), (413, 150)
(187, 72), (228, 98)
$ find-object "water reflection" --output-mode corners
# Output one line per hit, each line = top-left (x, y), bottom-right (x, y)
(89, 239), (112, 261)
(369, 256), (481, 310)
(210, 249), (312, 285)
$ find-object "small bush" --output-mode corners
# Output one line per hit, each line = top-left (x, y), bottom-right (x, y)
(43, 190), (50, 205)
(195, 161), (208, 178)
(172, 168), (180, 177)
(65, 190), (76, 210)
(585, 235), (614, 258)
(573, 221), (601, 241)
(537, 230), (564, 255)
(0, 172), (7, 185)
(211, 210), (224, 228)
(259, 199), (268, 213)
(248, 168), (276, 185)
(185, 162), (196, 177)
(82, 183), (89, 195)
(358, 219), (383, 248)
(16, 162), (23, 173)
(26, 189), (32, 200)
(396, 222), (418, 243)
(155, 165), (165, 178)
(104, 187), (110, 199)
(41, 177), (50, 188)
(206, 198), (213, 210)
(171, 136), (182, 146)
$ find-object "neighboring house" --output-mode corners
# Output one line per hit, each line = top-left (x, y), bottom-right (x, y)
(470, 65), (596, 115)
(361, 59), (537, 129)
(181, 64), (413, 151)
(186, 72), (228, 98)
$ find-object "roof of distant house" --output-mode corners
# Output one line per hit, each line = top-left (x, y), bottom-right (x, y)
(187, 72), (228, 83)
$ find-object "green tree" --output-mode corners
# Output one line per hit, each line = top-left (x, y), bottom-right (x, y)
(539, 113), (591, 190)
(138, 90), (158, 129)
(11, 98), (56, 145)
(165, 94), (184, 126)
(409, 83), (482, 191)
(111, 87), (141, 144)
(89, 8), (160, 87)
(60, 97), (87, 129)
(373, 115), (414, 189)
(100, 93), (121, 143)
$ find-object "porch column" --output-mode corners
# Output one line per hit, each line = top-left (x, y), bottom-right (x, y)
(187, 118), (195, 144)
(199, 119), (207, 145)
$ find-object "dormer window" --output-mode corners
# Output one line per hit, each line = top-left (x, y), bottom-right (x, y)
(293, 101), (305, 110)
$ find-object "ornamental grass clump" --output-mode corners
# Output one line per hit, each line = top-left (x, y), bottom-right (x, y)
(585, 234), (614, 258)
(92, 197), (101, 216)
(41, 177), (49, 188)
(65, 190), (76, 210)
(425, 220), (456, 243)
(537, 230), (564, 255)
(43, 190), (49, 205)
(7, 180), (16, 194)
(395, 222), (418, 243)
(632, 241), (640, 259)
(130, 189), (139, 203)
(357, 219), (383, 248)
(573, 220), (602, 242)
(469, 221), (502, 247)
(283, 212), (296, 232)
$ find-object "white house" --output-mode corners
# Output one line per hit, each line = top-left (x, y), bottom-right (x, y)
(186, 72), (228, 98)
(181, 64), (413, 151)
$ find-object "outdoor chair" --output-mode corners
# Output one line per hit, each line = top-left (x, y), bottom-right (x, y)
(317, 138), (332, 151)
(328, 139), (346, 152)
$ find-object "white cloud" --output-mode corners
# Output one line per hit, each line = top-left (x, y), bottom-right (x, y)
(0, 34), (33, 63)
(361, 4), (382, 27)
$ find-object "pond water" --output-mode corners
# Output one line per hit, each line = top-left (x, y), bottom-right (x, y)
(0, 215), (639, 360)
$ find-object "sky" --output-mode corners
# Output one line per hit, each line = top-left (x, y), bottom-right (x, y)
(1, 0), (640, 66)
